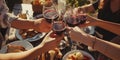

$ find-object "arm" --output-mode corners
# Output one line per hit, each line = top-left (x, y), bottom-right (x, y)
(11, 18), (35, 29)
(0, 31), (63, 60)
(73, 3), (96, 14)
(70, 27), (120, 60)
(80, 15), (120, 35)
(11, 18), (52, 32)
(96, 18), (120, 35)
(77, 4), (96, 13)
(1, 0), (50, 32)
(73, 0), (100, 14)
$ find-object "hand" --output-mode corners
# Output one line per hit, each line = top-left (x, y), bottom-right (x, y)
(34, 18), (52, 32)
(73, 7), (99, 27)
(40, 31), (64, 52)
(69, 27), (87, 42)
(73, 7), (86, 14)
(77, 14), (100, 27)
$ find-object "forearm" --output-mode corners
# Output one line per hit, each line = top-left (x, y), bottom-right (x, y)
(93, 18), (120, 35)
(78, 4), (95, 13)
(92, 36), (120, 60)
(74, 34), (120, 60)
(71, 32), (94, 47)
(0, 44), (44, 60)
(11, 19), (36, 29)
(78, 34), (120, 60)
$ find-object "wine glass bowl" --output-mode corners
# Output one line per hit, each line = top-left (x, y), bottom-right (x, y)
(76, 14), (87, 24)
(63, 9), (86, 27)
(64, 15), (81, 27)
(52, 20), (66, 35)
(43, 2), (59, 23)
(43, 9), (59, 23)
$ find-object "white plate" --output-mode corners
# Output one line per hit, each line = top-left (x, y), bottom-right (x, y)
(15, 29), (46, 42)
(82, 26), (95, 35)
(0, 40), (33, 53)
(62, 50), (95, 60)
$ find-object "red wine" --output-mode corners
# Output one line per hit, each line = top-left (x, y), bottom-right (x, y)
(76, 15), (86, 24)
(52, 21), (66, 35)
(50, 32), (57, 38)
(65, 15), (86, 27)
(65, 16), (80, 27)
(43, 9), (59, 23)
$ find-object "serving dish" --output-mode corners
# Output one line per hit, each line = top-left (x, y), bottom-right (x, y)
(16, 29), (46, 42)
(62, 50), (95, 60)
(0, 40), (33, 53)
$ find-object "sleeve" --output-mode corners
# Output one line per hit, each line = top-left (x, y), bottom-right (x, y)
(92, 0), (100, 10)
(0, 0), (18, 28)
(3, 13), (18, 27)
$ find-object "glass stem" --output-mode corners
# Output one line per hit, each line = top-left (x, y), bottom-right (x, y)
(64, 31), (73, 49)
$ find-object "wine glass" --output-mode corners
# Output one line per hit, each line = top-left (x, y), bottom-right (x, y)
(63, 6), (86, 27)
(43, 1), (59, 23)
(52, 19), (66, 35)
(76, 14), (87, 24)
(58, 40), (68, 50)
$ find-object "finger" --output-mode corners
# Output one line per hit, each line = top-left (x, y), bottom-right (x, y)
(66, 27), (72, 30)
(79, 23), (90, 27)
(78, 20), (94, 27)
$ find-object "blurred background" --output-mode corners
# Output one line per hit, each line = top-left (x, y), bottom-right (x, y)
(5, 0), (97, 13)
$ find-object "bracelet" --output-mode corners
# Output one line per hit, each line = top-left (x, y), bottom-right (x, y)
(92, 37), (97, 49)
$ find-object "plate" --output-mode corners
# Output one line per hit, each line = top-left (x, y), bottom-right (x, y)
(15, 29), (46, 42)
(82, 26), (95, 35)
(33, 14), (43, 19)
(0, 40), (33, 53)
(62, 50), (95, 60)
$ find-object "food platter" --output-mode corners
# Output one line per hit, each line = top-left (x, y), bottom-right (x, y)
(0, 40), (33, 53)
(62, 50), (95, 60)
(15, 29), (46, 42)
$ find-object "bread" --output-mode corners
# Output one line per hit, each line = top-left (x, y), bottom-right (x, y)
(6, 44), (26, 53)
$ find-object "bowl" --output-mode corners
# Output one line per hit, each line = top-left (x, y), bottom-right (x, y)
(0, 40), (33, 53)
(62, 50), (95, 60)
(15, 29), (46, 42)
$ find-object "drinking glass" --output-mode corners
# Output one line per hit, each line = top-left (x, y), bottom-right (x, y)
(58, 40), (68, 50)
(52, 19), (66, 35)
(63, 6), (86, 27)
(43, 1), (59, 23)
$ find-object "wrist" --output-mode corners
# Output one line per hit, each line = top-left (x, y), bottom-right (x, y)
(91, 37), (97, 49)
(88, 35), (97, 49)
(33, 19), (42, 30)
(37, 43), (45, 52)
(94, 18), (104, 27)
(87, 15), (101, 26)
